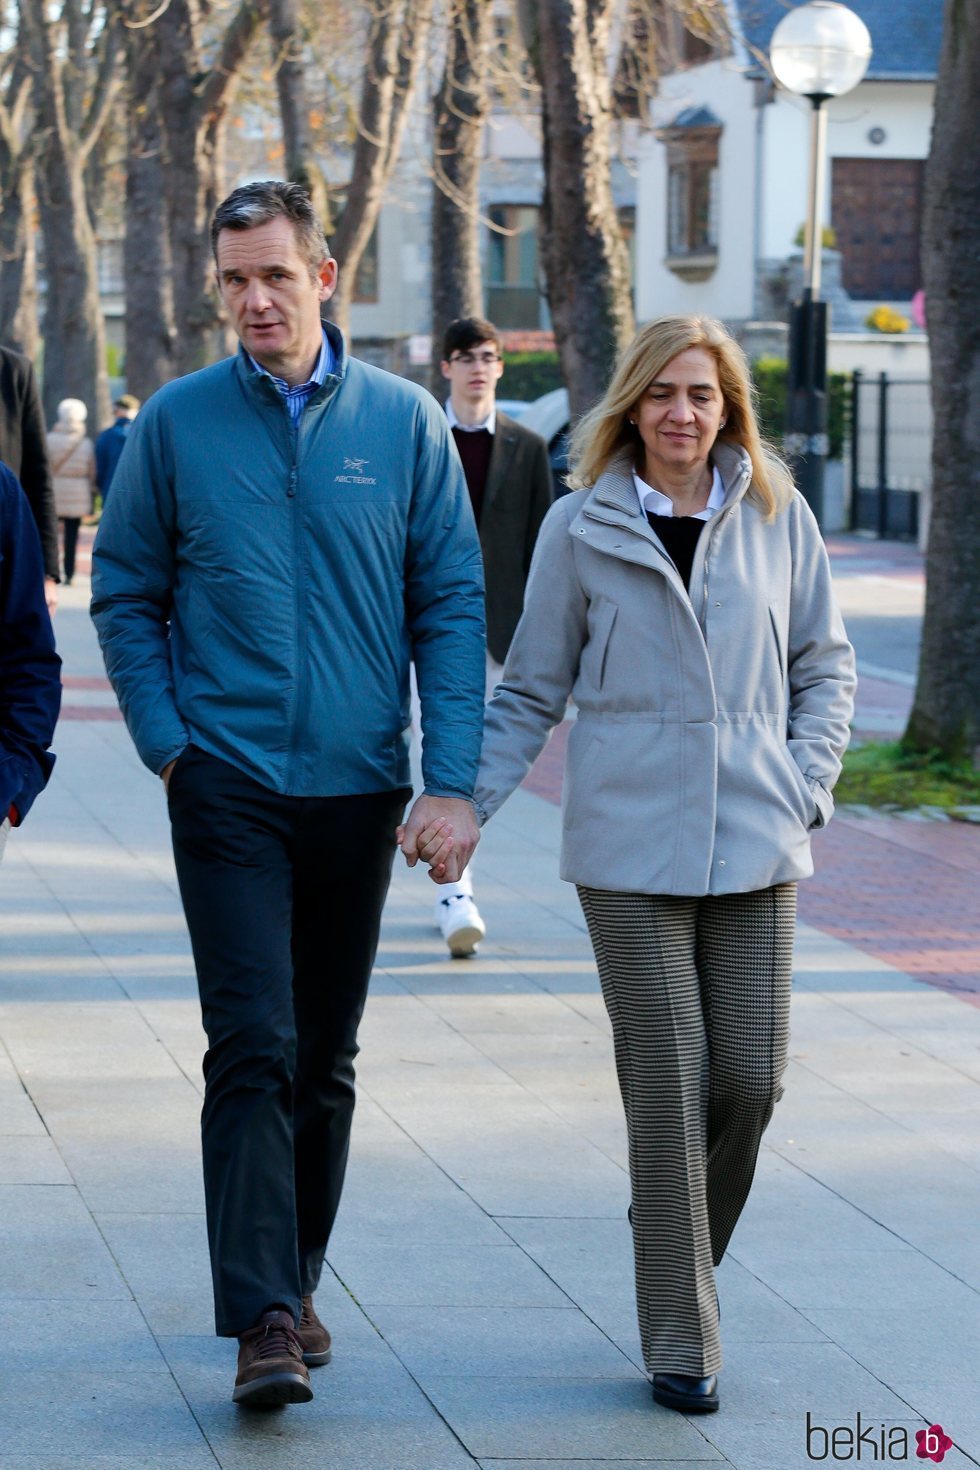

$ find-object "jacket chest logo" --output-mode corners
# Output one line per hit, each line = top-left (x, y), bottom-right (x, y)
(335, 457), (376, 485)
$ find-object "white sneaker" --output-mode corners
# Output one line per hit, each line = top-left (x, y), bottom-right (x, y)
(436, 893), (486, 958)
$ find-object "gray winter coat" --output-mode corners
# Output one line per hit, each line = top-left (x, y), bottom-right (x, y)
(474, 441), (856, 896)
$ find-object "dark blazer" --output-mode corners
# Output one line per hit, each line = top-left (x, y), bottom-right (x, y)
(479, 411), (553, 664)
(0, 347), (60, 582)
(0, 464), (61, 823)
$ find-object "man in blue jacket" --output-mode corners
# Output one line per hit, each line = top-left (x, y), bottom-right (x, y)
(91, 181), (485, 1408)
(0, 463), (61, 860)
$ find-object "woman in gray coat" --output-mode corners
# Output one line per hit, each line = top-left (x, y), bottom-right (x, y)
(409, 316), (855, 1415)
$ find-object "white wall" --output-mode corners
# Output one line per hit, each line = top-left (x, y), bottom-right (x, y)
(761, 82), (934, 260)
(635, 58), (759, 324)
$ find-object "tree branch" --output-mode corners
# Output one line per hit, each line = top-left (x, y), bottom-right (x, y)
(79, 11), (123, 160)
(198, 0), (270, 123)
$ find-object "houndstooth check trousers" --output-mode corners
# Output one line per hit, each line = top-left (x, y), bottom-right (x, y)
(578, 883), (797, 1379)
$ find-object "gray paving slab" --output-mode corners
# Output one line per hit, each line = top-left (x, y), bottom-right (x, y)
(161, 1335), (478, 1470)
(96, 1212), (214, 1335)
(0, 1184), (129, 1299)
(419, 1377), (720, 1461)
(329, 1241), (570, 1309)
(0, 1369), (210, 1458)
(0, 1298), (171, 1372)
(476, 1463), (722, 1469)
(0, 1133), (71, 1184)
(368, 1304), (639, 1379)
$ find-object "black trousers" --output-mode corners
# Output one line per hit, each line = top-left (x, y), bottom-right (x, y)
(167, 744), (408, 1336)
(61, 517), (81, 581)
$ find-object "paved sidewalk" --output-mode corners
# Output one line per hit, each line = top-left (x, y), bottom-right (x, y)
(1, 539), (978, 1469)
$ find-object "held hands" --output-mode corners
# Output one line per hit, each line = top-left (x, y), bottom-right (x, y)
(396, 795), (480, 884)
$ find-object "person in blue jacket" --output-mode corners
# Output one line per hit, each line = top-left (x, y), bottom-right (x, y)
(91, 180), (485, 1409)
(93, 393), (140, 508)
(0, 462), (61, 861)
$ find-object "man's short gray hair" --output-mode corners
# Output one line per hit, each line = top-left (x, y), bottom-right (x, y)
(211, 180), (331, 276)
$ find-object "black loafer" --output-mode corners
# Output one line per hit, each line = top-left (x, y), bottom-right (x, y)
(652, 1372), (719, 1414)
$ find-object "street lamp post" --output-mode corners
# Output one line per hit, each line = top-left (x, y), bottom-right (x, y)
(770, 1), (871, 529)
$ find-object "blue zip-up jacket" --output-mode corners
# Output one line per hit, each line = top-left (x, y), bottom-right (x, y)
(90, 326), (486, 799)
(0, 463), (61, 822)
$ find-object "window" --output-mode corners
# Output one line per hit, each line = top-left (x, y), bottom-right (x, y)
(97, 239), (124, 295)
(660, 109), (721, 278)
(486, 204), (541, 329)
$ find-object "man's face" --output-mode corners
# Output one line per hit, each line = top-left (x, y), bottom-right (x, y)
(215, 218), (337, 377)
(440, 340), (504, 405)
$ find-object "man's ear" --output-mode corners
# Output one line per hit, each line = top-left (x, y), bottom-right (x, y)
(317, 257), (339, 302)
(439, 360), (452, 381)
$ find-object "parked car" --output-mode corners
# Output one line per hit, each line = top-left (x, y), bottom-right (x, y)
(495, 398), (532, 421)
(519, 388), (572, 498)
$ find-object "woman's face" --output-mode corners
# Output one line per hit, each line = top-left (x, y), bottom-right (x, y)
(632, 347), (726, 483)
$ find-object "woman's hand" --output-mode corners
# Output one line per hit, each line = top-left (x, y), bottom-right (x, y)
(397, 796), (480, 883)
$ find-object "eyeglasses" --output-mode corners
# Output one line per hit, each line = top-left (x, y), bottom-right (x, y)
(449, 352), (501, 366)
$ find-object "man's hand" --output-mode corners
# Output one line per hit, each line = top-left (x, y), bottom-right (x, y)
(161, 758), (178, 793)
(397, 796), (480, 884)
(44, 578), (58, 615)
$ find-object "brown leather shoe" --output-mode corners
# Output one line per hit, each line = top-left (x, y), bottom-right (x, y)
(298, 1294), (333, 1366)
(233, 1308), (313, 1407)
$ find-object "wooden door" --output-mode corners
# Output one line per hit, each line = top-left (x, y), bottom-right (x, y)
(831, 157), (925, 300)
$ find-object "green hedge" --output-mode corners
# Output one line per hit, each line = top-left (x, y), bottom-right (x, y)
(752, 356), (850, 463)
(500, 351), (564, 401)
(500, 350), (851, 462)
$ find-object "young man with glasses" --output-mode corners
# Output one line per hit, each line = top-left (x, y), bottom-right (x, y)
(436, 317), (553, 956)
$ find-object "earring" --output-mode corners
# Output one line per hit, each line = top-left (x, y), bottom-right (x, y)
(628, 418), (636, 426)
(719, 418), (727, 428)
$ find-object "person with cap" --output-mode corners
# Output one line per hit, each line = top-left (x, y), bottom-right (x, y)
(94, 394), (140, 509)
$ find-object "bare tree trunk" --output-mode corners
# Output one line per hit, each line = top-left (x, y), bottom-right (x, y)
(25, 0), (114, 432)
(122, 20), (175, 398)
(519, 0), (634, 418)
(268, 0), (330, 225)
(154, 0), (268, 377)
(0, 170), (39, 360)
(0, 45), (39, 360)
(904, 0), (980, 764)
(429, 0), (490, 389)
(330, 0), (434, 339)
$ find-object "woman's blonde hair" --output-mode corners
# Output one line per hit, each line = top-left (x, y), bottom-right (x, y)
(566, 315), (793, 520)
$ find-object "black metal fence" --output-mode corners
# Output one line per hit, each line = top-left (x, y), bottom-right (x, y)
(849, 370), (931, 540)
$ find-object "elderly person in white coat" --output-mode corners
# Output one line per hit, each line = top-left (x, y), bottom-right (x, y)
(405, 315), (856, 1416)
(47, 398), (95, 586)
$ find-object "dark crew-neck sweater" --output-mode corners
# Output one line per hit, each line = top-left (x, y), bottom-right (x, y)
(452, 426), (493, 528)
(646, 513), (706, 592)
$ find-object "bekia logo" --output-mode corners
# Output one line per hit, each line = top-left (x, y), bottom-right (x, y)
(806, 1413), (954, 1462)
(915, 1425), (954, 1463)
(334, 456), (376, 485)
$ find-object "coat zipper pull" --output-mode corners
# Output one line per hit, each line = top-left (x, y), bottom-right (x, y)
(287, 467), (298, 498)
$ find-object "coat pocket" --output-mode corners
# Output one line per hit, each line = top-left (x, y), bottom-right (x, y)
(777, 741), (819, 828)
(580, 597), (617, 693)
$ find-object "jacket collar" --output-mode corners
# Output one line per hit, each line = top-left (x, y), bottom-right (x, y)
(233, 317), (348, 412)
(588, 439), (753, 521)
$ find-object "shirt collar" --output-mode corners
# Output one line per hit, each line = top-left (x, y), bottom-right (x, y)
(633, 464), (726, 521)
(446, 399), (496, 435)
(246, 327), (333, 392)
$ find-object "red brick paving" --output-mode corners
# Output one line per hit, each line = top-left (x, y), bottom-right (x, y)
(520, 722), (980, 1006)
